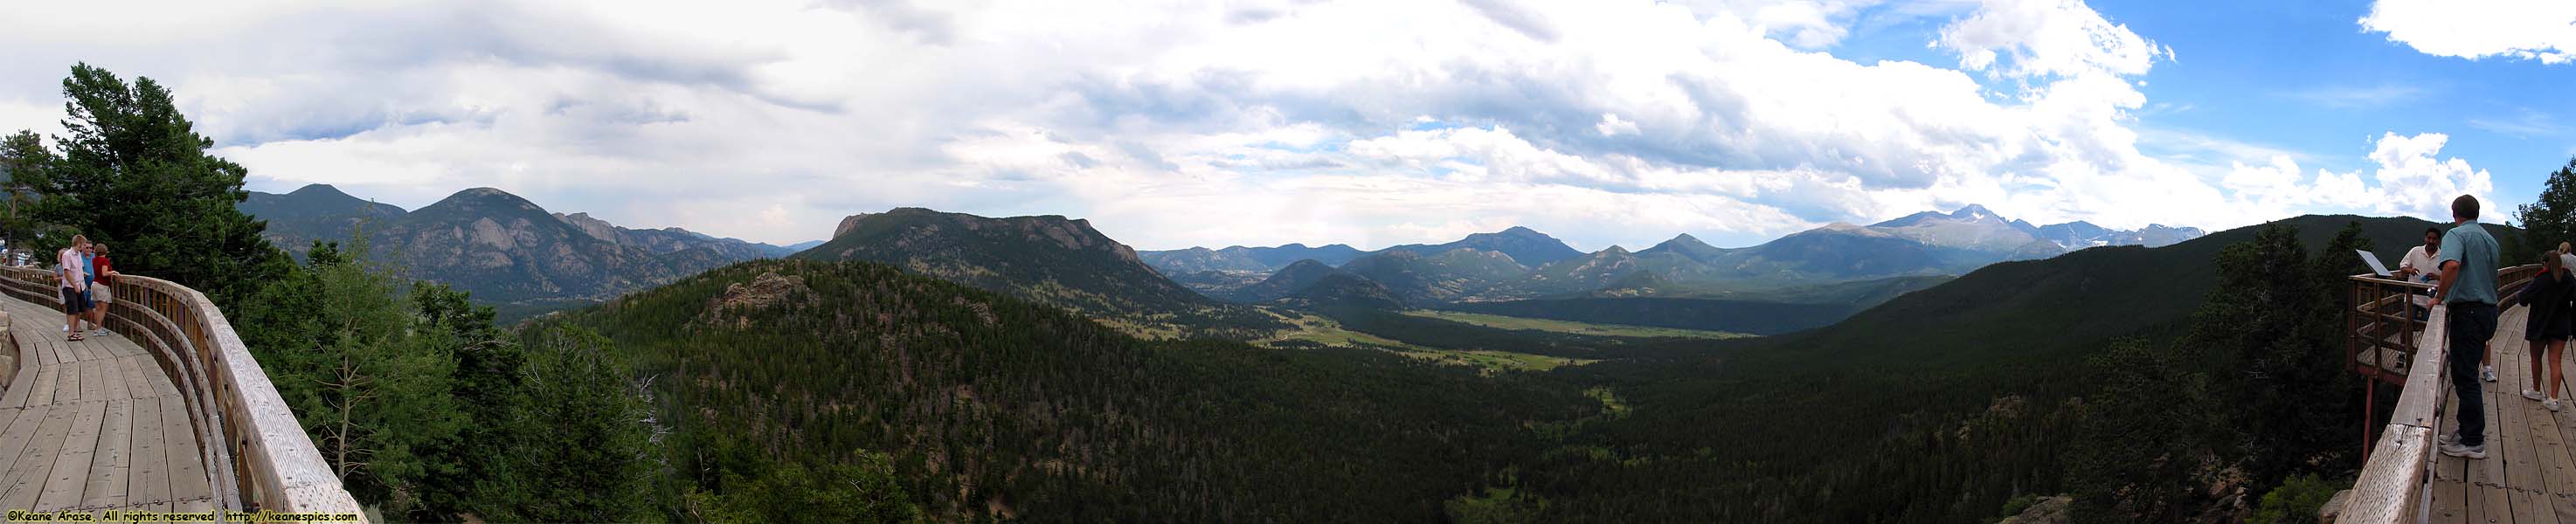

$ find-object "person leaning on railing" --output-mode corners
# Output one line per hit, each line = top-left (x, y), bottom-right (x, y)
(2436, 195), (2503, 460)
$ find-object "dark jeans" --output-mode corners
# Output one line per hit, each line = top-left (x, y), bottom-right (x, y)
(2451, 301), (2499, 446)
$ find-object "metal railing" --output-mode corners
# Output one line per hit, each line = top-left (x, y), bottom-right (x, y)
(2340, 264), (2545, 524)
(0, 266), (363, 519)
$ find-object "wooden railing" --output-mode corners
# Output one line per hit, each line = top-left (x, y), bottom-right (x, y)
(2348, 274), (2434, 385)
(2341, 264), (2545, 524)
(0, 266), (363, 519)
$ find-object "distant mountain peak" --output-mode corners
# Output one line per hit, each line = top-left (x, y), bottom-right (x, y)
(420, 187), (544, 215)
(1667, 233), (1701, 244)
(1950, 204), (1997, 220)
(287, 183), (355, 198)
(1499, 225), (1544, 236)
(456, 187), (514, 198)
(1599, 245), (1631, 255)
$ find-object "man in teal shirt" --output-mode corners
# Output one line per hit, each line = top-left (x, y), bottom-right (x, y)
(2438, 195), (2501, 459)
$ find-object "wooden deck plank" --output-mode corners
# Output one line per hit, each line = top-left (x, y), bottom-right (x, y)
(2529, 396), (2576, 524)
(2497, 336), (2550, 524)
(60, 334), (87, 363)
(81, 398), (130, 509)
(153, 361), (180, 397)
(124, 396), (169, 508)
(98, 352), (128, 401)
(79, 359), (103, 403)
(117, 355), (155, 399)
(42, 330), (67, 366)
(34, 399), (107, 509)
(2506, 341), (2563, 524)
(2476, 345), (2515, 524)
(49, 347), (75, 403)
(27, 328), (52, 366)
(23, 362), (55, 407)
(2542, 343), (2576, 524)
(0, 403), (75, 509)
(0, 405), (40, 487)
(160, 395), (211, 503)
(2436, 380), (2472, 524)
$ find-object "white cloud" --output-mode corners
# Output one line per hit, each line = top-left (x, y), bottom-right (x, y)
(0, 0), (2484, 251)
(2363, 132), (2498, 221)
(1936, 0), (2171, 78)
(2361, 0), (2576, 64)
(2216, 133), (2496, 224)
(1595, 114), (1639, 137)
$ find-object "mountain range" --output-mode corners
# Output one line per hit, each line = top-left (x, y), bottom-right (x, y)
(237, 184), (818, 305)
(1139, 205), (2206, 307)
(241, 186), (2204, 340)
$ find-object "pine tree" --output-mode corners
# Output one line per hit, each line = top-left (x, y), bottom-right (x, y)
(2517, 158), (2576, 257)
(0, 131), (50, 261)
(29, 63), (287, 306)
(509, 324), (657, 522)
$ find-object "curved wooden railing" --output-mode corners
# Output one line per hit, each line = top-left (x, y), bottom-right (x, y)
(0, 266), (362, 519)
(2341, 264), (2545, 524)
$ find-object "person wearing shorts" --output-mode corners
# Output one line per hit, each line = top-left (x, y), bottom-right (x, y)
(56, 235), (91, 341)
(87, 243), (113, 337)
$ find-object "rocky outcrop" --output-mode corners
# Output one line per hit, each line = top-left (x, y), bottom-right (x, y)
(0, 311), (13, 391)
(555, 212), (623, 243)
(1996, 495), (2071, 524)
(835, 213), (875, 238)
(713, 272), (809, 312)
(705, 272), (812, 328)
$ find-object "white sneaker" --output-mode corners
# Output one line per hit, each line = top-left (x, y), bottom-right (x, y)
(2486, 366), (2499, 383)
(2441, 442), (2489, 459)
(90, 328), (107, 337)
(2526, 390), (2545, 401)
(2550, 399), (2564, 412)
(2442, 433), (2462, 445)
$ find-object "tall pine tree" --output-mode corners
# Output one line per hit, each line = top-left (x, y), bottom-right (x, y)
(26, 63), (287, 306)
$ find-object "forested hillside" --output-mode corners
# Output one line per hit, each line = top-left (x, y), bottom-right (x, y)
(793, 208), (1285, 338)
(1496, 214), (2502, 521)
(539, 259), (1602, 521)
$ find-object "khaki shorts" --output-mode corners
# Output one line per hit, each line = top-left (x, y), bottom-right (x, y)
(90, 285), (110, 305)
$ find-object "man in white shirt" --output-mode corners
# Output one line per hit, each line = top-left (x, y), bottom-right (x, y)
(2400, 227), (2490, 379)
(56, 235), (91, 341)
(2399, 227), (2441, 283)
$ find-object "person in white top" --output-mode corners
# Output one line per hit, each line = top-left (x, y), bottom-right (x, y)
(2399, 227), (2491, 380)
(2399, 227), (2442, 283)
(55, 235), (92, 341)
(2400, 227), (2443, 311)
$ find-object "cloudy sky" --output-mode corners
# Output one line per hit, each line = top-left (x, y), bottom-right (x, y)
(0, 0), (2569, 251)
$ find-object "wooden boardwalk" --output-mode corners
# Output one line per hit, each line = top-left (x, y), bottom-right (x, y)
(0, 293), (217, 518)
